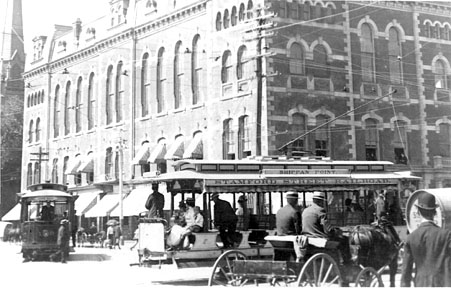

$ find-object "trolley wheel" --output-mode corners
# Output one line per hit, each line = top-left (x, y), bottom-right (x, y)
(354, 267), (383, 287)
(297, 253), (342, 287)
(208, 250), (247, 286)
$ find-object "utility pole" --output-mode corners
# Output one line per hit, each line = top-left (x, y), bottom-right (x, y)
(244, 4), (275, 156)
(117, 135), (125, 236)
(30, 147), (49, 183)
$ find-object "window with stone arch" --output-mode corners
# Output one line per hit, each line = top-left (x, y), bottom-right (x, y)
(64, 81), (71, 135)
(425, 22), (431, 37)
(364, 118), (379, 161)
(106, 65), (114, 124)
(192, 34), (202, 105)
(174, 41), (182, 109)
(231, 6), (237, 26)
(223, 118), (235, 159)
(439, 123), (451, 157)
(223, 9), (230, 29)
(53, 84), (60, 138)
(115, 61), (123, 122)
(35, 118), (41, 142)
(88, 73), (95, 130)
(238, 3), (245, 22)
(247, 0), (253, 19)
(63, 156), (69, 185)
(141, 53), (150, 117)
(157, 47), (166, 113)
(75, 76), (83, 133)
(237, 45), (248, 80)
(28, 119), (33, 143)
(290, 113), (308, 154)
(238, 115), (251, 159)
(221, 50), (233, 84)
(361, 23), (375, 82)
(105, 147), (113, 180)
(435, 59), (448, 89)
(312, 44), (329, 78)
(34, 162), (40, 184)
(393, 120), (408, 164)
(52, 158), (59, 184)
(315, 114), (330, 157)
(216, 12), (222, 31)
(289, 42), (305, 75)
(388, 27), (403, 84)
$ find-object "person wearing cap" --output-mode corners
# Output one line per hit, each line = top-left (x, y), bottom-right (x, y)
(56, 219), (69, 263)
(401, 192), (451, 287)
(302, 191), (351, 264)
(145, 182), (165, 218)
(211, 193), (238, 248)
(276, 191), (302, 236)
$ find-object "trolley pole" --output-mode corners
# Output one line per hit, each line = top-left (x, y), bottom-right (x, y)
(30, 147), (49, 183)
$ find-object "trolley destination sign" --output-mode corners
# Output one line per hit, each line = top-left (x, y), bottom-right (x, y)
(262, 169), (349, 175)
(206, 178), (398, 186)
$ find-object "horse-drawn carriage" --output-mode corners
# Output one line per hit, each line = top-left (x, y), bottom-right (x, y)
(208, 219), (401, 287)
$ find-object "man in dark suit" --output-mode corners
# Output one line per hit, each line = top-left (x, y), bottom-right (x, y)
(211, 192), (238, 248)
(401, 192), (451, 287)
(276, 190), (302, 236)
(57, 219), (69, 263)
(145, 183), (165, 218)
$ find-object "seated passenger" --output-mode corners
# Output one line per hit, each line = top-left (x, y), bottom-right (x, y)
(181, 206), (204, 249)
(166, 216), (188, 250)
(236, 196), (250, 231)
(302, 191), (351, 264)
(276, 191), (302, 236)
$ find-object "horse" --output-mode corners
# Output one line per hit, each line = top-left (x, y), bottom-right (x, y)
(349, 220), (401, 287)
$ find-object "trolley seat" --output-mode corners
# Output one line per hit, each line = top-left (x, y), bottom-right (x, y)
(188, 229), (277, 250)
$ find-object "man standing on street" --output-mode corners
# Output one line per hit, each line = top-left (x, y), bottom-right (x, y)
(57, 219), (69, 263)
(401, 192), (451, 287)
(145, 182), (165, 218)
(211, 193), (238, 248)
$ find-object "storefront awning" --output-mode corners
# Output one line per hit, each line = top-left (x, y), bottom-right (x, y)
(148, 142), (167, 163)
(183, 133), (203, 159)
(65, 156), (82, 175)
(1, 203), (21, 221)
(84, 194), (120, 218)
(74, 192), (99, 216)
(77, 153), (94, 173)
(164, 137), (184, 160)
(132, 142), (151, 165)
(109, 187), (151, 217)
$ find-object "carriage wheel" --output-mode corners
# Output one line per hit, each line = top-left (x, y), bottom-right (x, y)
(297, 253), (342, 287)
(355, 267), (383, 287)
(208, 250), (247, 286)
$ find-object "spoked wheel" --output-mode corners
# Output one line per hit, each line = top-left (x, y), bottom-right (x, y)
(355, 267), (383, 287)
(208, 250), (247, 286)
(297, 253), (342, 287)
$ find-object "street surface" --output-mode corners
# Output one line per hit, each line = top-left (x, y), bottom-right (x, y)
(0, 241), (401, 287)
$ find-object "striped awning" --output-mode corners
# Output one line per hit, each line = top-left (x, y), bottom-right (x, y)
(164, 137), (184, 160)
(183, 133), (203, 159)
(84, 194), (120, 218)
(74, 192), (99, 216)
(148, 142), (167, 163)
(77, 153), (94, 173)
(109, 187), (151, 217)
(132, 142), (151, 165)
(65, 156), (82, 175)
(1, 203), (21, 221)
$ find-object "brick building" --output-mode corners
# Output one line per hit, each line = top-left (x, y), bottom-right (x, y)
(21, 0), (451, 234)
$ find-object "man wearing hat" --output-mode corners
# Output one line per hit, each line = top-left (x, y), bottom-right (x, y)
(145, 182), (165, 218)
(401, 192), (451, 287)
(276, 190), (302, 236)
(56, 219), (69, 263)
(211, 193), (238, 248)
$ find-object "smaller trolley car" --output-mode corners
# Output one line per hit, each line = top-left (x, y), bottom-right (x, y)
(20, 183), (75, 261)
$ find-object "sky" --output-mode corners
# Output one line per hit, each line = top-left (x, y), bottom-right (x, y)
(22, 0), (107, 49)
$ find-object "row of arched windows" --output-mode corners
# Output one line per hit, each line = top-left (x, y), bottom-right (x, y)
(274, 0), (336, 24)
(216, 1), (253, 31)
(424, 21), (451, 40)
(27, 91), (44, 107)
(221, 45), (254, 85)
(28, 118), (41, 143)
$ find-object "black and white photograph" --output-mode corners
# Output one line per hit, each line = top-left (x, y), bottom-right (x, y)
(1, 0), (451, 287)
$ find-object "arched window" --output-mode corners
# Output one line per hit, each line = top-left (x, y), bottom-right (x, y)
(53, 85), (60, 138)
(238, 115), (251, 159)
(174, 41), (182, 109)
(141, 53), (150, 117)
(425, 22), (431, 37)
(28, 119), (33, 143)
(289, 43), (304, 74)
(388, 27), (402, 84)
(303, 1), (310, 20)
(231, 6), (237, 26)
(40, 90), (44, 103)
(27, 95), (30, 107)
(106, 65), (114, 124)
(63, 156), (69, 185)
(52, 158), (59, 184)
(312, 44), (329, 78)
(435, 60), (448, 89)
(444, 25), (450, 41)
(223, 9), (230, 29)
(115, 61), (123, 122)
(27, 163), (33, 187)
(35, 118), (41, 142)
(105, 147), (113, 180)
(393, 120), (408, 164)
(64, 81), (71, 135)
(221, 50), (232, 84)
(88, 73), (95, 130)
(435, 23), (441, 39)
(75, 77), (82, 132)
(439, 123), (451, 157)
(326, 4), (333, 24)
(361, 23), (375, 82)
(216, 12), (222, 31)
(315, 115), (330, 157)
(238, 3), (245, 22)
(315, 3), (322, 21)
(192, 35), (201, 105)
(247, 0), (253, 19)
(364, 119), (379, 160)
(37, 91), (41, 104)
(290, 113), (308, 153)
(237, 45), (248, 80)
(223, 118), (235, 159)
(34, 162), (40, 184)
(156, 47), (166, 113)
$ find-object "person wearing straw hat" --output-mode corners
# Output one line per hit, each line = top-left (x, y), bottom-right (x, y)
(276, 190), (302, 236)
(401, 192), (451, 287)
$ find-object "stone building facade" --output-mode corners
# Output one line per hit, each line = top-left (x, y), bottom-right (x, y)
(21, 0), (451, 232)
